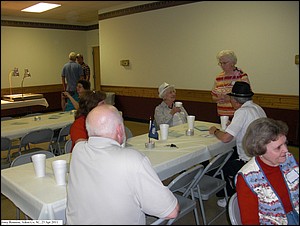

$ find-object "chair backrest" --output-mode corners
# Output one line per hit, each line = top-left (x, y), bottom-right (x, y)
(125, 126), (133, 139)
(64, 139), (72, 154)
(148, 164), (204, 225)
(168, 164), (204, 197)
(57, 123), (72, 142)
(1, 137), (12, 167)
(19, 128), (54, 152)
(10, 150), (55, 167)
(228, 193), (242, 225)
(56, 123), (72, 154)
(187, 148), (234, 192)
(203, 148), (234, 177)
(1, 137), (12, 151)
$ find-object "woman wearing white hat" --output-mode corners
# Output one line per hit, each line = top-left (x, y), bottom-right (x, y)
(154, 82), (188, 128)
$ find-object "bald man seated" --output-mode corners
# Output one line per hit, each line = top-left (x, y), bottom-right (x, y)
(66, 104), (179, 225)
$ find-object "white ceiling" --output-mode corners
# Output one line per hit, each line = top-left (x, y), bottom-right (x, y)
(1, 1), (134, 25)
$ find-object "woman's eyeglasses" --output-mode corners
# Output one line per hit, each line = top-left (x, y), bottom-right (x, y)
(218, 61), (229, 66)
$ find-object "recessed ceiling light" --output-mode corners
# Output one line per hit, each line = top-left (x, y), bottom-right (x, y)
(21, 3), (61, 13)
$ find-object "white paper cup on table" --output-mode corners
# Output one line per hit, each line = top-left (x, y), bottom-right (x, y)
(159, 124), (169, 141)
(31, 154), (46, 177)
(187, 115), (195, 130)
(174, 102), (183, 108)
(52, 160), (67, 185)
(220, 116), (229, 130)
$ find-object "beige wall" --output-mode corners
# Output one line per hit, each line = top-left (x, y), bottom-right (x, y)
(1, 1), (299, 95)
(1, 27), (98, 90)
(99, 1), (299, 95)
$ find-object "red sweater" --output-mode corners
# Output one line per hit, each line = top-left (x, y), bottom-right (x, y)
(236, 156), (293, 225)
(70, 115), (88, 152)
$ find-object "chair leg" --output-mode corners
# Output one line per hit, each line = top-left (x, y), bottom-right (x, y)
(191, 190), (200, 225)
(193, 206), (200, 225)
(196, 187), (207, 225)
(16, 207), (20, 219)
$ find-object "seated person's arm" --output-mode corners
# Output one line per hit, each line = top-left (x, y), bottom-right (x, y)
(165, 202), (180, 219)
(63, 91), (79, 110)
(74, 138), (87, 144)
(209, 126), (234, 143)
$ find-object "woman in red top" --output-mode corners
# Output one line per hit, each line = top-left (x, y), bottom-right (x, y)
(236, 118), (299, 225)
(70, 90), (106, 151)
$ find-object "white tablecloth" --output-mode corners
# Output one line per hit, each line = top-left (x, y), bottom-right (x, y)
(1, 111), (75, 139)
(1, 154), (71, 223)
(127, 121), (236, 180)
(1, 98), (49, 110)
(1, 121), (236, 223)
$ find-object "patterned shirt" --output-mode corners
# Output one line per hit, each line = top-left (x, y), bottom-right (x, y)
(211, 68), (250, 116)
(80, 62), (90, 81)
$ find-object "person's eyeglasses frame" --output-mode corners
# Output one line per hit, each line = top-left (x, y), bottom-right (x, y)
(218, 61), (229, 66)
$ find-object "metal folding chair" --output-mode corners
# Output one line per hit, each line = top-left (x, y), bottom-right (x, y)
(11, 150), (55, 167)
(146, 164), (204, 225)
(64, 139), (72, 154)
(1, 137), (12, 169)
(15, 128), (54, 157)
(52, 123), (72, 155)
(228, 193), (242, 225)
(125, 126), (133, 139)
(190, 148), (234, 225)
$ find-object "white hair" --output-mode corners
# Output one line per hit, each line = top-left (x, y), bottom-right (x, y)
(216, 50), (237, 65)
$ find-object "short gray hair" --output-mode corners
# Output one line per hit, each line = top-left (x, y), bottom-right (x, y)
(217, 50), (237, 65)
(243, 117), (288, 157)
(231, 96), (252, 104)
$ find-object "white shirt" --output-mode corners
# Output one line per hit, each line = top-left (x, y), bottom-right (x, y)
(66, 137), (177, 225)
(225, 100), (267, 161)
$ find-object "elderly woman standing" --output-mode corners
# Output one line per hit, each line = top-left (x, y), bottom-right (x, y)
(211, 50), (250, 117)
(236, 117), (299, 225)
(154, 82), (188, 128)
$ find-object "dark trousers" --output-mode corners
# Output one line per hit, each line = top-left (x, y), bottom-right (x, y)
(221, 158), (246, 197)
(217, 147), (246, 197)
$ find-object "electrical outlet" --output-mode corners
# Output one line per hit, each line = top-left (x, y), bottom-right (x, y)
(120, 60), (129, 66)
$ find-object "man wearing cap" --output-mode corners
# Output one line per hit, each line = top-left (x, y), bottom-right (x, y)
(154, 82), (188, 128)
(209, 81), (267, 208)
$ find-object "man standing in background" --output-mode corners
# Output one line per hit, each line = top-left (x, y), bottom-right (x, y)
(76, 53), (91, 81)
(61, 51), (83, 95)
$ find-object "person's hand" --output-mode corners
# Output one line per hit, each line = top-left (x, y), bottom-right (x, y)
(209, 126), (218, 135)
(171, 106), (181, 115)
(226, 119), (231, 126)
(62, 91), (70, 99)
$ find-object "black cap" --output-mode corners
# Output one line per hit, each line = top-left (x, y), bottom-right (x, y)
(227, 81), (254, 97)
